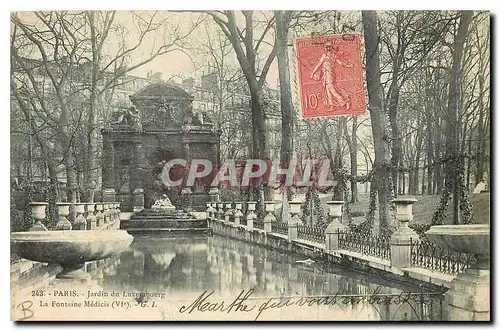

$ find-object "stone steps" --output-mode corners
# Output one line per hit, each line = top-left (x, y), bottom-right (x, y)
(126, 219), (206, 229)
(126, 227), (211, 234)
(124, 208), (208, 234)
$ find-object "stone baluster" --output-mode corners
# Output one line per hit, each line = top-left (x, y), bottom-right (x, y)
(263, 201), (276, 233)
(85, 203), (97, 230)
(224, 202), (233, 223)
(28, 202), (49, 231)
(217, 203), (224, 221)
(55, 202), (72, 230)
(73, 203), (87, 230)
(246, 202), (257, 229)
(288, 201), (302, 241)
(325, 201), (347, 252)
(95, 203), (104, 228)
(234, 202), (243, 226)
(390, 198), (418, 268)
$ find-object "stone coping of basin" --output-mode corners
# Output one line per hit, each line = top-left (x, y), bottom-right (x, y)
(11, 230), (132, 242)
(426, 224), (490, 236)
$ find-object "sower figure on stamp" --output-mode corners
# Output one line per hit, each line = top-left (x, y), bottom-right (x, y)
(310, 42), (353, 111)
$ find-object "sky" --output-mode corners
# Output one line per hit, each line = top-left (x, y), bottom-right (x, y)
(109, 11), (281, 88)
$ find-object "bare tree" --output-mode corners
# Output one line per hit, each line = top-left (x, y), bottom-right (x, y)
(362, 10), (395, 236)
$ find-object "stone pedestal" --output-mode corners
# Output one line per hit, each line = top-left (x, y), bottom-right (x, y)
(445, 266), (490, 321)
(224, 203), (233, 223)
(390, 198), (418, 267)
(234, 202), (243, 226)
(325, 201), (346, 251)
(246, 202), (256, 229)
(263, 201), (276, 233)
(217, 203), (224, 221)
(288, 201), (302, 241)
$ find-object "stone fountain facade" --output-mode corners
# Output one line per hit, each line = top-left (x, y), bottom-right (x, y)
(101, 82), (221, 212)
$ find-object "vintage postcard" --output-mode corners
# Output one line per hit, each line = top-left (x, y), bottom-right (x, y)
(10, 9), (490, 322)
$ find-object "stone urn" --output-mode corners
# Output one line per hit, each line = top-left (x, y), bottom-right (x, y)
(288, 201), (302, 216)
(55, 202), (72, 230)
(426, 224), (490, 321)
(28, 202), (49, 231)
(11, 230), (134, 281)
(84, 203), (97, 230)
(74, 203), (87, 230)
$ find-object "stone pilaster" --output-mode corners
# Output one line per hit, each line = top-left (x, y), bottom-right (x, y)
(133, 188), (145, 212)
(102, 136), (115, 191)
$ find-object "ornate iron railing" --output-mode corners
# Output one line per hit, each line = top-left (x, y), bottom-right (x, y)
(272, 220), (288, 236)
(338, 229), (391, 260)
(410, 238), (475, 275)
(297, 224), (325, 244)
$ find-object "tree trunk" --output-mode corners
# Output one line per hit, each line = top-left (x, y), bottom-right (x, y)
(275, 11), (294, 168)
(413, 128), (423, 194)
(388, 73), (401, 198)
(426, 113), (434, 195)
(362, 10), (395, 236)
(444, 10), (473, 224)
(350, 117), (358, 202)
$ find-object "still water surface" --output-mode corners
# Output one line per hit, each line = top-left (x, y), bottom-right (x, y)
(91, 234), (442, 321)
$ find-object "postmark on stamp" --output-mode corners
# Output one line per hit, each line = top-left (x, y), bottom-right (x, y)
(295, 34), (366, 118)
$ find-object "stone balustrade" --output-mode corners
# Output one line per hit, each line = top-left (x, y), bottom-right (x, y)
(206, 198), (479, 276)
(205, 197), (489, 321)
(26, 201), (122, 232)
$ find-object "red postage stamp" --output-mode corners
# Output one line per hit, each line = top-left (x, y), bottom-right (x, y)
(295, 34), (366, 118)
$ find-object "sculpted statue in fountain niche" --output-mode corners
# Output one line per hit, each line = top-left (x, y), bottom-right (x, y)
(111, 105), (142, 131)
(152, 194), (176, 211)
(117, 164), (131, 194)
